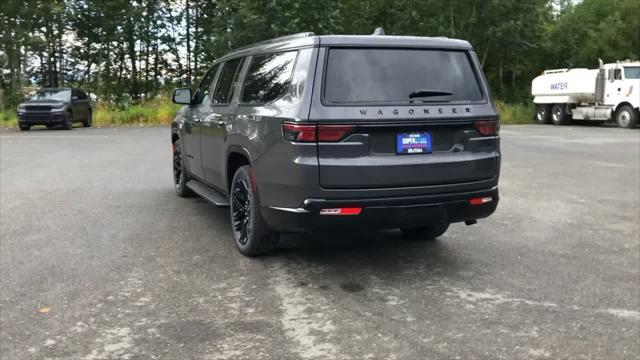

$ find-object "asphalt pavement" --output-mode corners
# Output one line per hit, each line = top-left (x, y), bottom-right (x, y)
(1, 124), (639, 359)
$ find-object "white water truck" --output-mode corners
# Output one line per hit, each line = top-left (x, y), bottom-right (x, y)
(532, 59), (640, 128)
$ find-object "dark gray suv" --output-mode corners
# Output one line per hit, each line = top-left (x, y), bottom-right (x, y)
(171, 31), (500, 256)
(17, 88), (93, 130)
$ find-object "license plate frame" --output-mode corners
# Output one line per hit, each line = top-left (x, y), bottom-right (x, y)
(396, 132), (432, 155)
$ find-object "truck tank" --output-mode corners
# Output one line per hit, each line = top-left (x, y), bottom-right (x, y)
(531, 68), (598, 104)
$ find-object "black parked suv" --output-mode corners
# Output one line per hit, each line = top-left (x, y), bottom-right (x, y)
(17, 88), (93, 130)
(171, 31), (500, 256)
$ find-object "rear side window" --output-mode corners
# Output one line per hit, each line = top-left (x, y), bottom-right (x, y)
(324, 48), (483, 104)
(241, 51), (297, 104)
(213, 58), (243, 105)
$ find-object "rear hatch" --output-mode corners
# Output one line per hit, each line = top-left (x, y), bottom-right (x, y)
(311, 46), (499, 189)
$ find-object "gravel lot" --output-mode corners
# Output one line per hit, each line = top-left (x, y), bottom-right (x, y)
(1, 124), (639, 359)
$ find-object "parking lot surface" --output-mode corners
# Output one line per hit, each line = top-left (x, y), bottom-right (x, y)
(1, 124), (639, 359)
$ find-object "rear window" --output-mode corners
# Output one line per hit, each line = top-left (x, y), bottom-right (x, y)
(241, 51), (297, 104)
(323, 48), (483, 104)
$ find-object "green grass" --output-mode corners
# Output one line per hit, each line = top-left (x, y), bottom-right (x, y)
(93, 96), (181, 127)
(0, 111), (18, 128)
(495, 100), (534, 124)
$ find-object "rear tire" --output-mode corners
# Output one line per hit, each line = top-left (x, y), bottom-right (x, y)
(230, 165), (279, 256)
(551, 104), (570, 125)
(173, 142), (194, 197)
(615, 105), (638, 129)
(83, 110), (93, 128)
(19, 123), (30, 131)
(534, 104), (551, 124)
(401, 222), (449, 241)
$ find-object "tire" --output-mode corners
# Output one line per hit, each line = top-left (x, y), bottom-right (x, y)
(401, 222), (449, 241)
(63, 111), (73, 130)
(615, 105), (638, 129)
(83, 110), (93, 127)
(18, 123), (30, 131)
(173, 142), (194, 197)
(534, 104), (551, 124)
(551, 104), (570, 125)
(230, 165), (279, 256)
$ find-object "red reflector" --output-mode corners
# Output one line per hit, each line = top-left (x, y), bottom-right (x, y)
(474, 121), (499, 136)
(319, 207), (362, 215)
(470, 197), (493, 205)
(282, 123), (316, 142)
(318, 125), (354, 142)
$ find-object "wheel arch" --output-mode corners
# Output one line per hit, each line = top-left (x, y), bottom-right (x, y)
(614, 101), (636, 114)
(226, 147), (252, 191)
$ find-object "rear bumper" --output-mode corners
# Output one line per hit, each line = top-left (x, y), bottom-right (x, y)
(261, 186), (499, 232)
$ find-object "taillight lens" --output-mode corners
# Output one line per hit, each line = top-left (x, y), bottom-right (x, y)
(282, 123), (354, 143)
(474, 121), (499, 136)
(318, 125), (354, 142)
(282, 124), (316, 142)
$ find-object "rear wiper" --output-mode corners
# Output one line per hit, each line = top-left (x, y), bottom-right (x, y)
(408, 89), (454, 98)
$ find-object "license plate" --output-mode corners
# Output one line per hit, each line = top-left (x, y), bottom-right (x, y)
(396, 132), (432, 154)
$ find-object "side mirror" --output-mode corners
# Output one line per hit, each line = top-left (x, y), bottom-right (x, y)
(172, 88), (192, 105)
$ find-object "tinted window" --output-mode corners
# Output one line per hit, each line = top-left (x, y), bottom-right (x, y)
(241, 51), (297, 104)
(193, 64), (219, 104)
(213, 58), (243, 105)
(78, 91), (88, 100)
(324, 49), (483, 104)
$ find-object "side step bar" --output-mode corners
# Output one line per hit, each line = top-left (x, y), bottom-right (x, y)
(186, 180), (230, 207)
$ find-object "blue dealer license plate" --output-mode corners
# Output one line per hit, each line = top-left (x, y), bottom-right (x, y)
(396, 132), (432, 154)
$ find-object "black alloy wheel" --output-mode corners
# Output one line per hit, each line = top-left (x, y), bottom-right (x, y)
(231, 178), (251, 245)
(229, 165), (279, 256)
(172, 142), (194, 197)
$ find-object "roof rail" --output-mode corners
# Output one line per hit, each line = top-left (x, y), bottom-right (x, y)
(230, 32), (315, 53)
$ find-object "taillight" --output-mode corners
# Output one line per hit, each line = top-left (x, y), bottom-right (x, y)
(282, 123), (354, 143)
(474, 121), (499, 136)
(318, 125), (354, 142)
(282, 124), (316, 142)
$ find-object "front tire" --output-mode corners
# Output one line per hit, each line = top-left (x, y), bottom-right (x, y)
(19, 123), (30, 131)
(551, 104), (570, 125)
(63, 111), (73, 130)
(615, 105), (638, 129)
(534, 104), (551, 124)
(173, 142), (194, 197)
(230, 165), (279, 256)
(401, 222), (449, 241)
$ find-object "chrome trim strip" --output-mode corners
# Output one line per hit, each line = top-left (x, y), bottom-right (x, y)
(268, 206), (309, 213)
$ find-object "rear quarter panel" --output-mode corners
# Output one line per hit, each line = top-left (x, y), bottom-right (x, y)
(230, 47), (321, 206)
